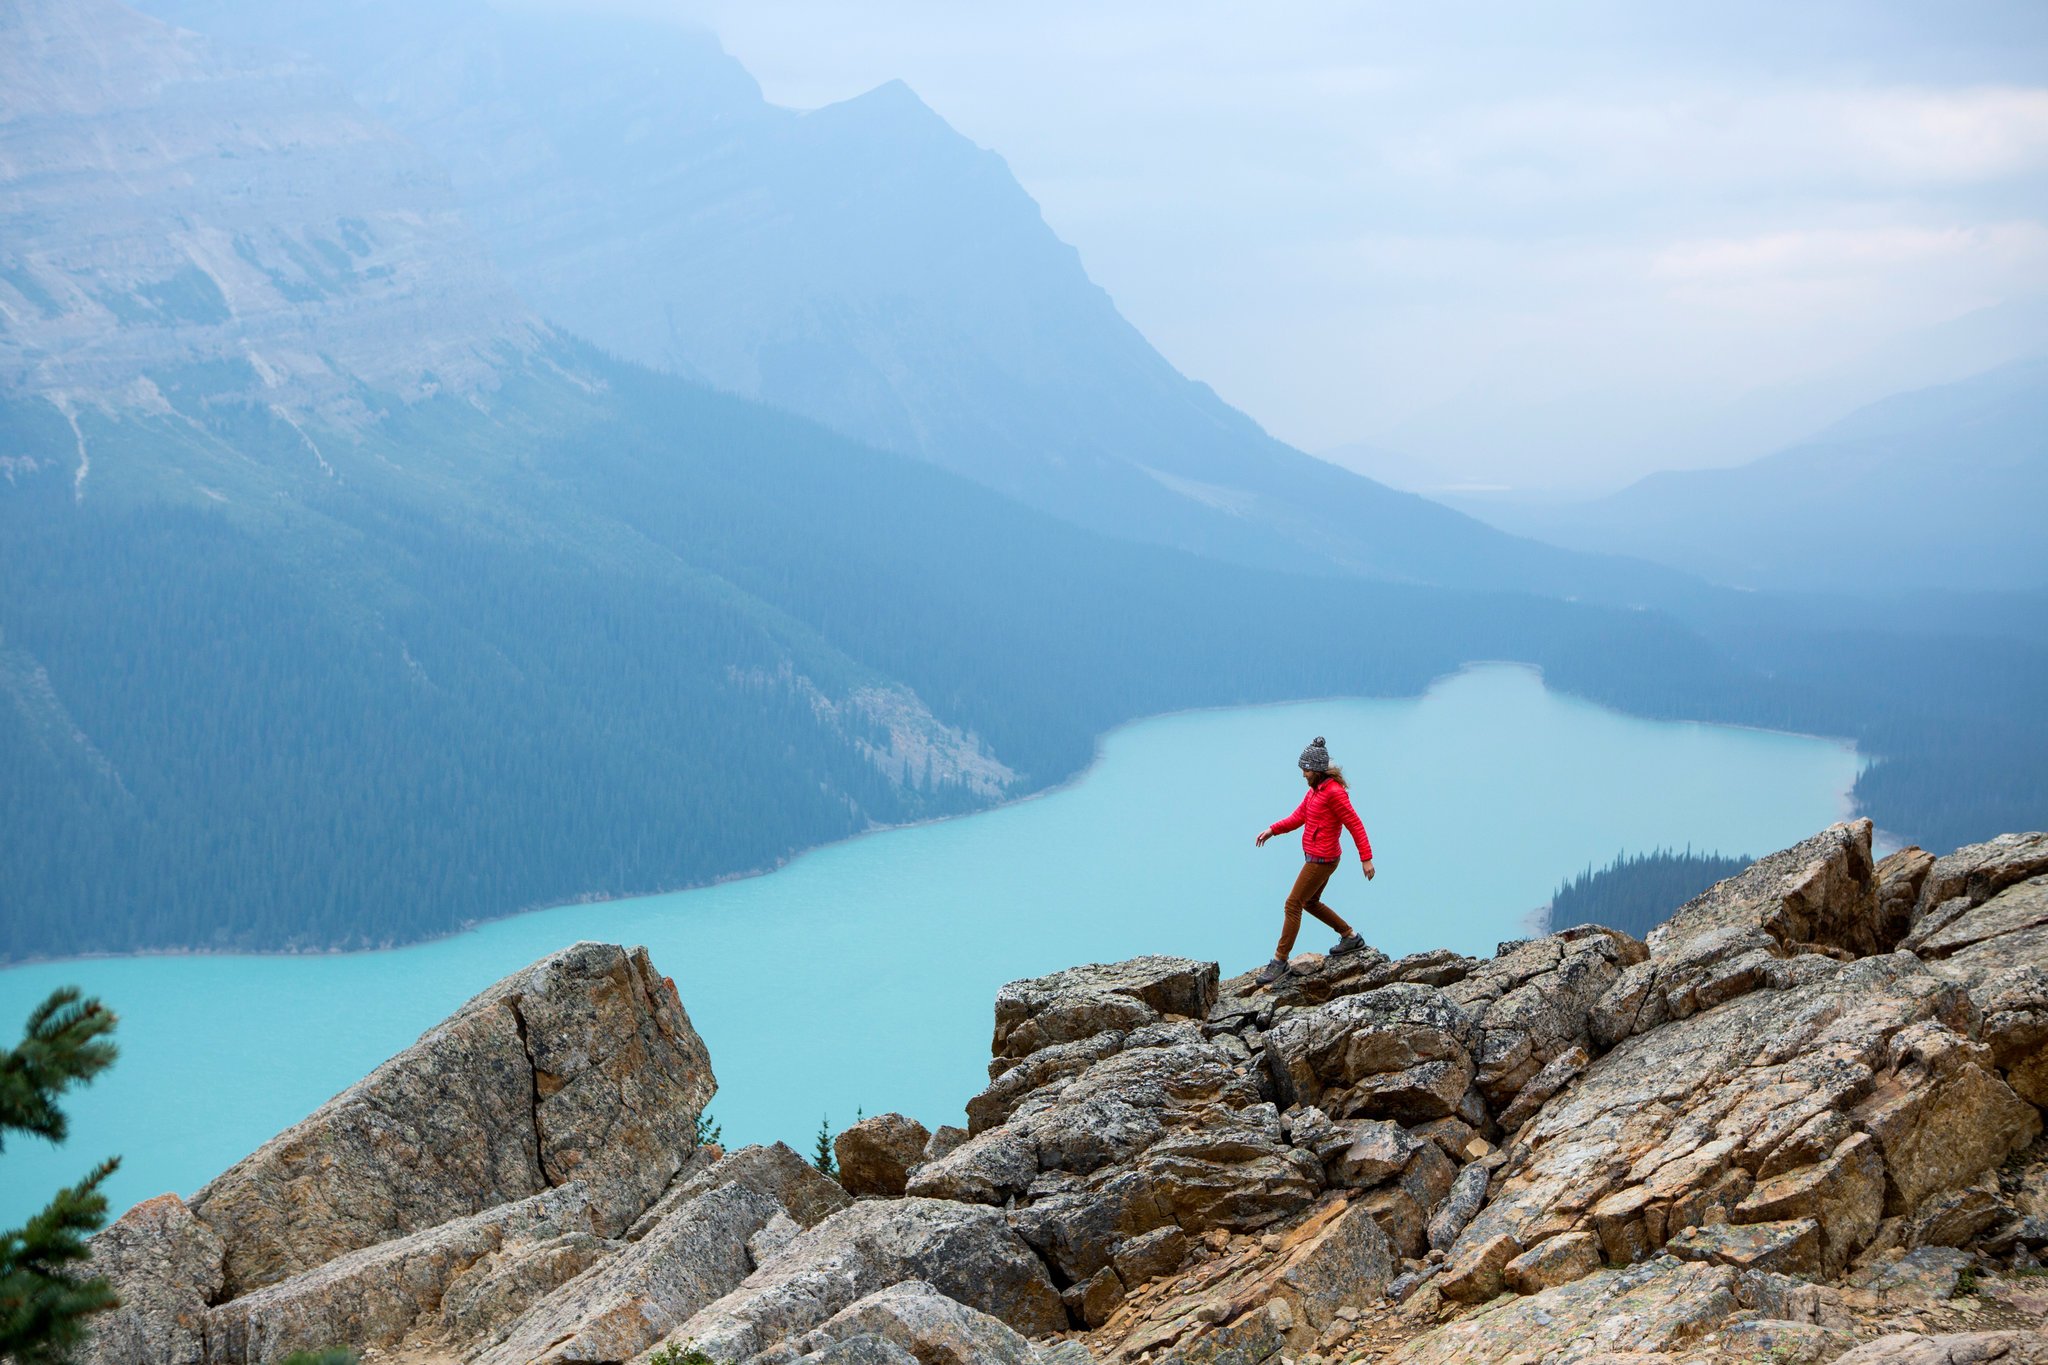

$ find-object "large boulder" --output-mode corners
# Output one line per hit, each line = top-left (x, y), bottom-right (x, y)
(79, 1194), (225, 1365)
(1653, 819), (1881, 958)
(474, 1183), (780, 1365)
(189, 942), (713, 1295)
(835, 1113), (932, 1197)
(991, 957), (1218, 1067)
(1263, 983), (1478, 1123)
(650, 1198), (1066, 1360)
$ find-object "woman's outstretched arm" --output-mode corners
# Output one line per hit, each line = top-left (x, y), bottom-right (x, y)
(1257, 794), (1310, 845)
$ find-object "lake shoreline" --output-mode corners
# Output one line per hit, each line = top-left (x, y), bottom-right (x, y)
(0, 662), (1873, 1229)
(1, 660), (1866, 973)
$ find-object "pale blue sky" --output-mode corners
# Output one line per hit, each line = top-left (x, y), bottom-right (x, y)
(603, 3), (2048, 489)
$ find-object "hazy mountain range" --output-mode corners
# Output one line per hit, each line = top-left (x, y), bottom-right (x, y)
(127, 0), (1697, 603)
(3, 0), (2040, 957)
(1460, 360), (2048, 593)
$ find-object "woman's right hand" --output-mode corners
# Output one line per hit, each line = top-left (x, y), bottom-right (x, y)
(1254, 830), (1271, 847)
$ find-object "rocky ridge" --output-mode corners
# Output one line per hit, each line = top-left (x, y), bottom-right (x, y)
(78, 822), (2048, 1364)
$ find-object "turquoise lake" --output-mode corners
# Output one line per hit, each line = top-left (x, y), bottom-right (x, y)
(0, 664), (1863, 1226)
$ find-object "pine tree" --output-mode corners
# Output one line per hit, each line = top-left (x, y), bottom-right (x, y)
(0, 988), (122, 1364)
(812, 1115), (836, 1177)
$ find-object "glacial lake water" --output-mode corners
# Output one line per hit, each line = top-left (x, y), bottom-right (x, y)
(0, 664), (1863, 1226)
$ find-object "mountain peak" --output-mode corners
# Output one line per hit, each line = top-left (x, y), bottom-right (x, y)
(0, 0), (537, 417)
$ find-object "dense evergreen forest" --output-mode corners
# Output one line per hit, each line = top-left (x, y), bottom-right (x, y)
(1546, 849), (1755, 941)
(2, 348), (2041, 960)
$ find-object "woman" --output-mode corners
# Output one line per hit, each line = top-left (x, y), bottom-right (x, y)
(1253, 736), (1374, 984)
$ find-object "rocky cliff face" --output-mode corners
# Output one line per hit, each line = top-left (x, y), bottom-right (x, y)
(81, 824), (2048, 1364)
(0, 0), (537, 427)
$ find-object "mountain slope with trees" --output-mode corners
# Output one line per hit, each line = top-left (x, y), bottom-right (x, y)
(2, 0), (2039, 962)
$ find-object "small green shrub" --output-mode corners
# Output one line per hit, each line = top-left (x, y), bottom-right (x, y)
(1956, 1266), (1980, 1295)
(277, 1350), (357, 1365)
(693, 1110), (722, 1148)
(647, 1343), (718, 1365)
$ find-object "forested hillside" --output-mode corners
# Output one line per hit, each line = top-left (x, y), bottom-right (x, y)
(0, 344), (1767, 960)
(6, 339), (2041, 960)
(1546, 849), (1754, 940)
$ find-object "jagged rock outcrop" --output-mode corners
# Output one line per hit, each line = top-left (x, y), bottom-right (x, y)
(912, 1020), (1320, 1285)
(1438, 951), (2037, 1303)
(646, 1198), (1067, 1360)
(189, 941), (712, 1297)
(79, 827), (2048, 1365)
(627, 1141), (851, 1239)
(203, 1185), (601, 1359)
(474, 1184), (780, 1365)
(1588, 821), (1880, 1049)
(989, 956), (1219, 1068)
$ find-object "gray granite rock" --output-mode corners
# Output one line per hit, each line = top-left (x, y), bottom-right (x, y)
(205, 1184), (598, 1360)
(653, 1198), (1065, 1361)
(792, 1280), (1039, 1365)
(476, 1183), (779, 1365)
(991, 956), (1218, 1066)
(1443, 950), (2033, 1299)
(78, 1194), (224, 1365)
(630, 1142), (851, 1238)
(190, 942), (713, 1295)
(1264, 982), (1478, 1123)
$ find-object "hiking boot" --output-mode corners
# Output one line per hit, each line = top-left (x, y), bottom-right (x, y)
(1255, 956), (1292, 985)
(1330, 933), (1368, 957)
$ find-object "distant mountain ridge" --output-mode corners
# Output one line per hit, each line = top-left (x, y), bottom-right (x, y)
(133, 0), (1698, 604)
(1470, 360), (2048, 593)
(0, 0), (537, 422)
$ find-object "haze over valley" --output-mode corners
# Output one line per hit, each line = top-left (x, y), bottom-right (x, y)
(3, 0), (2043, 962)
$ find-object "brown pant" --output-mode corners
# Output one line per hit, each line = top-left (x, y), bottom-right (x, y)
(1278, 859), (1354, 958)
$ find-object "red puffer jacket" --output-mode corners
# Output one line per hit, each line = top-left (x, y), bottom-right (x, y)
(1268, 780), (1373, 862)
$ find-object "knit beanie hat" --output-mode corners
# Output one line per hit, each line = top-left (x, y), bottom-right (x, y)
(1298, 736), (1331, 771)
